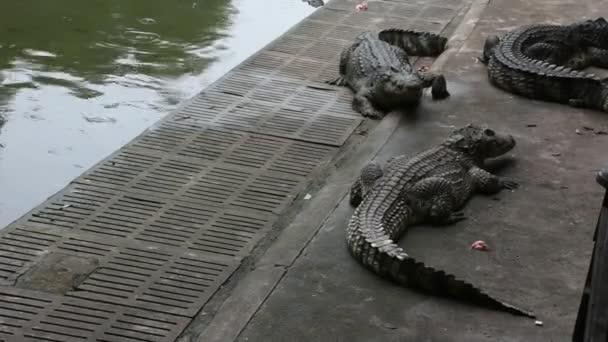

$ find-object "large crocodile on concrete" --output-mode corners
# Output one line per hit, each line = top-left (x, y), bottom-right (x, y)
(302, 0), (324, 7)
(328, 29), (450, 119)
(481, 18), (608, 112)
(347, 124), (535, 318)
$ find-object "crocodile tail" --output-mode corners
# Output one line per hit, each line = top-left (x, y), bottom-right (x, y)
(347, 221), (535, 318)
(404, 259), (536, 318)
(378, 29), (448, 56)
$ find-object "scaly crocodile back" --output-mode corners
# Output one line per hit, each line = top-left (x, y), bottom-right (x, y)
(378, 29), (448, 56)
(486, 21), (608, 111)
(346, 131), (534, 318)
(342, 32), (415, 91)
(342, 29), (447, 91)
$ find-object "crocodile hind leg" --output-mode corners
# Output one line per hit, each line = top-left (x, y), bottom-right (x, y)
(419, 72), (450, 100)
(469, 166), (519, 194)
(327, 45), (353, 86)
(589, 47), (608, 68)
(402, 177), (465, 226)
(349, 162), (384, 207)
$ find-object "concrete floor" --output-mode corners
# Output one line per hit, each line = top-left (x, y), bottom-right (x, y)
(234, 0), (608, 340)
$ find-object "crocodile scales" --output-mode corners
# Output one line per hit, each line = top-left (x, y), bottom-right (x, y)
(347, 124), (535, 318)
(482, 18), (608, 112)
(328, 29), (450, 119)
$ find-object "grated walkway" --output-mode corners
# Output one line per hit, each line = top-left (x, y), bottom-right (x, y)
(0, 0), (470, 341)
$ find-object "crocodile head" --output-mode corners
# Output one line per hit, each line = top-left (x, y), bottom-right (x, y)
(372, 68), (425, 106)
(573, 17), (608, 49)
(446, 124), (516, 159)
(481, 35), (500, 64)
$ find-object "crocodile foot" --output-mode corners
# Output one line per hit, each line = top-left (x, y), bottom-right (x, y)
(327, 76), (347, 86)
(568, 98), (586, 108)
(431, 75), (450, 100)
(500, 178), (519, 190)
(430, 210), (468, 226)
(361, 109), (384, 120)
(353, 94), (385, 119)
(446, 211), (468, 224)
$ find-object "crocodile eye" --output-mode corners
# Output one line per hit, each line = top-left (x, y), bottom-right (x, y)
(484, 129), (495, 136)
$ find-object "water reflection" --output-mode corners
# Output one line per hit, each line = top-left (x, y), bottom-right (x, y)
(0, 0), (316, 227)
(0, 0), (234, 96)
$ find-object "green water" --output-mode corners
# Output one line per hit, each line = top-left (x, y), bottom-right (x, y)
(0, 0), (316, 226)
(0, 0), (232, 96)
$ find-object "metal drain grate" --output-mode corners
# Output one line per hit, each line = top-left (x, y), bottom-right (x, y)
(0, 287), (191, 341)
(19, 183), (277, 258)
(0, 228), (60, 285)
(66, 244), (238, 316)
(0, 225), (239, 316)
(63, 125), (334, 210)
(17, 185), (275, 251)
(174, 87), (360, 146)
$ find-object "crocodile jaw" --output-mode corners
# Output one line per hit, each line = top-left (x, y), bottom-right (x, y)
(374, 74), (425, 106)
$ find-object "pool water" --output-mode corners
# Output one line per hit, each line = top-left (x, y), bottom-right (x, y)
(0, 0), (317, 227)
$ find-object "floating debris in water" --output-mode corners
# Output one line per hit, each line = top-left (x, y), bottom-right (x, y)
(83, 115), (117, 124)
(23, 49), (57, 58)
(138, 18), (157, 25)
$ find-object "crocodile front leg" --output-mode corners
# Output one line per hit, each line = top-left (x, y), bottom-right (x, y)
(469, 166), (519, 194)
(328, 76), (347, 86)
(419, 72), (450, 100)
(353, 90), (384, 119)
(327, 45), (354, 86)
(402, 177), (465, 226)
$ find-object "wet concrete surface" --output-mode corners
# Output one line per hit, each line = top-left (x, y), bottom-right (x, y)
(236, 0), (608, 341)
(0, 0), (315, 227)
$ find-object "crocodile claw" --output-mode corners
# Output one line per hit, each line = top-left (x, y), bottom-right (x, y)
(327, 77), (346, 86)
(500, 178), (519, 189)
(362, 110), (384, 120)
(447, 211), (468, 223)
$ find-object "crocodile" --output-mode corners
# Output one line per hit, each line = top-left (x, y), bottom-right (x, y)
(302, 0), (324, 7)
(347, 123), (535, 318)
(328, 29), (450, 119)
(481, 18), (608, 112)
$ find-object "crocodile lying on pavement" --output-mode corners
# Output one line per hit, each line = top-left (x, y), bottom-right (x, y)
(347, 124), (535, 318)
(328, 29), (450, 119)
(481, 18), (608, 112)
(302, 0), (324, 7)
